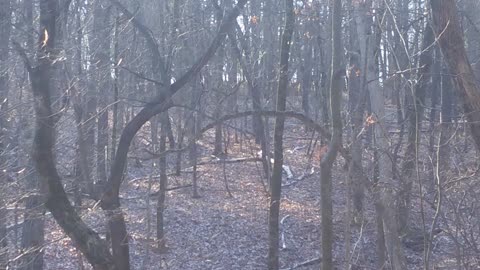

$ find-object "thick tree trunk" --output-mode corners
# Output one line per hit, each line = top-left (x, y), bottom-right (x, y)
(18, 1), (47, 268)
(431, 0), (480, 151)
(28, 1), (115, 269)
(20, 165), (45, 270)
(267, 0), (294, 269)
(347, 2), (367, 219)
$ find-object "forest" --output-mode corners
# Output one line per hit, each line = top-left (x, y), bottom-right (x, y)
(1, 0), (480, 269)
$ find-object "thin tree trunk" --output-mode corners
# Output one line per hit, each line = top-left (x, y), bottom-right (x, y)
(355, 1), (406, 268)
(224, 25), (271, 184)
(213, 39), (224, 155)
(156, 116), (168, 250)
(0, 0), (11, 267)
(267, 0), (294, 268)
(320, 1), (343, 269)
(399, 24), (435, 234)
(92, 1), (111, 189)
(111, 15), (120, 162)
(301, 45), (312, 121)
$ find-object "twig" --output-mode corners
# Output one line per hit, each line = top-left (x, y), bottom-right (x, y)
(281, 257), (321, 270)
(280, 215), (290, 250)
(197, 157), (262, 165)
(120, 65), (166, 86)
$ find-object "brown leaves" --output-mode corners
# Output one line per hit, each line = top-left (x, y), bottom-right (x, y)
(365, 114), (376, 127)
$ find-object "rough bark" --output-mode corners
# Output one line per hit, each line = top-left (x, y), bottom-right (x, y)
(17, 1), (47, 269)
(267, 0), (294, 269)
(347, 0), (367, 219)
(431, 0), (480, 151)
(27, 1), (115, 269)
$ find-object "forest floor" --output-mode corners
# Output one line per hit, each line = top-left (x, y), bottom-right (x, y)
(6, 118), (462, 269)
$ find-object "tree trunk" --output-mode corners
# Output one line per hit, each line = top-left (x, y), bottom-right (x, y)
(156, 115), (168, 250)
(0, 0), (11, 267)
(267, 0), (294, 268)
(92, 0), (111, 189)
(20, 159), (46, 270)
(213, 39), (225, 155)
(18, 1), (47, 268)
(224, 24), (272, 185)
(301, 45), (313, 121)
(355, 1), (406, 268)
(347, 0), (367, 219)
(399, 24), (435, 234)
(28, 1), (115, 269)
(431, 0), (480, 151)
(320, 1), (343, 269)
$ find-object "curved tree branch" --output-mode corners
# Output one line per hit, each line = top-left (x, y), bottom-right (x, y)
(99, 2), (250, 268)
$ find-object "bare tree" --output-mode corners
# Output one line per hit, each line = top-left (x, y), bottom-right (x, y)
(319, 0), (343, 269)
(431, 0), (480, 151)
(355, 0), (406, 268)
(267, 0), (294, 268)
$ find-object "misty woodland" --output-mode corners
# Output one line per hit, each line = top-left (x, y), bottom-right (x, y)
(1, 0), (480, 269)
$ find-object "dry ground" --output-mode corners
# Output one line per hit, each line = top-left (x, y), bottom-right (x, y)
(5, 119), (467, 269)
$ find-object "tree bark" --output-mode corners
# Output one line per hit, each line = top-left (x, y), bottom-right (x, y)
(92, 0), (111, 191)
(0, 0), (11, 267)
(431, 0), (480, 151)
(347, 0), (367, 219)
(267, 0), (294, 269)
(99, 1), (249, 268)
(355, 1), (406, 269)
(28, 1), (115, 269)
(156, 116), (168, 250)
(320, 1), (343, 269)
